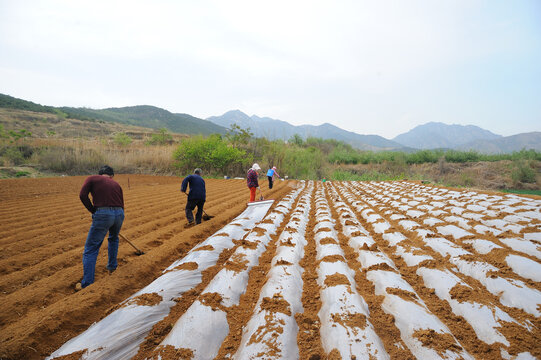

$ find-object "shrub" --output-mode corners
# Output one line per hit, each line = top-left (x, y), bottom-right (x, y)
(331, 169), (406, 181)
(113, 132), (133, 146)
(173, 135), (248, 175)
(146, 128), (173, 145)
(511, 160), (537, 184)
(328, 147), (360, 164)
(406, 150), (442, 164)
(2, 147), (25, 165)
(15, 171), (30, 177)
(444, 150), (480, 163)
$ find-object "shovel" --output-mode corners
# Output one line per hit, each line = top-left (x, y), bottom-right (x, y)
(119, 233), (145, 256)
(258, 187), (264, 201)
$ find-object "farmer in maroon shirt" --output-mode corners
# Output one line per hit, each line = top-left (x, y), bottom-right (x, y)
(77, 165), (124, 290)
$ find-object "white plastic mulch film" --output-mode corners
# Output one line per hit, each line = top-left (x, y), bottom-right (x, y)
(233, 181), (314, 359)
(155, 182), (307, 359)
(313, 183), (390, 360)
(335, 181), (540, 359)
(48, 199), (278, 360)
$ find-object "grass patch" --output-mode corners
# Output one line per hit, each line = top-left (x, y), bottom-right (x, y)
(331, 169), (407, 181)
(501, 189), (541, 196)
(15, 171), (30, 177)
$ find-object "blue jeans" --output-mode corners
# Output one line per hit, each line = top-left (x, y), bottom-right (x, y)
(81, 207), (124, 288)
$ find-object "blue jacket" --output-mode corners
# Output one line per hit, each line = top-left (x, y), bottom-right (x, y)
(181, 174), (206, 201)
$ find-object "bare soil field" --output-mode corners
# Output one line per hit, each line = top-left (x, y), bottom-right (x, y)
(1, 177), (540, 359)
(0, 175), (292, 359)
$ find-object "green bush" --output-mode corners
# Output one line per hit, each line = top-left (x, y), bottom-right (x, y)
(15, 171), (30, 177)
(328, 147), (361, 164)
(511, 161), (537, 184)
(173, 134), (248, 175)
(113, 132), (133, 146)
(406, 150), (442, 164)
(2, 147), (25, 165)
(444, 150), (480, 163)
(282, 146), (323, 179)
(146, 128), (173, 145)
(331, 169), (406, 181)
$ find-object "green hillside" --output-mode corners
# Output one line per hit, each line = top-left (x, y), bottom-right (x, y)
(60, 105), (227, 135)
(0, 94), (59, 114)
(0, 94), (227, 136)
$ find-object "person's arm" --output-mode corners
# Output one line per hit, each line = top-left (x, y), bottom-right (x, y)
(79, 178), (96, 213)
(181, 176), (189, 193)
(274, 170), (280, 179)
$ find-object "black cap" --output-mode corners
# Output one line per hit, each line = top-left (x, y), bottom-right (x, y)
(98, 165), (114, 176)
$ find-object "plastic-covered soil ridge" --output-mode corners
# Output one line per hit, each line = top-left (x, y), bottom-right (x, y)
(0, 176), (539, 359)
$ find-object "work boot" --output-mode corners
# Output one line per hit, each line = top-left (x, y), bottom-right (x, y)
(106, 266), (116, 274)
(184, 221), (195, 228)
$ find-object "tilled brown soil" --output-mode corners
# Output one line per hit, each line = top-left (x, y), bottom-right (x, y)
(0, 175), (292, 360)
(1, 177), (540, 360)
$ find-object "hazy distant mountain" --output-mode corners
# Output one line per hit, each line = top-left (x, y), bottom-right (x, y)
(393, 122), (502, 149)
(207, 110), (406, 150)
(61, 105), (226, 135)
(2, 93), (538, 154)
(457, 132), (541, 153)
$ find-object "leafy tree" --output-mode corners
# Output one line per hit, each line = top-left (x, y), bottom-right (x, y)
(226, 124), (253, 147)
(282, 146), (323, 179)
(146, 128), (173, 145)
(173, 134), (249, 174)
(290, 134), (304, 146)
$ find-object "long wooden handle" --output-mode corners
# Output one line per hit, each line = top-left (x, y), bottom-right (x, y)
(119, 233), (143, 253)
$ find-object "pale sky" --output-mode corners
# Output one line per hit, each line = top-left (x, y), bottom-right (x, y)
(1, 0), (540, 138)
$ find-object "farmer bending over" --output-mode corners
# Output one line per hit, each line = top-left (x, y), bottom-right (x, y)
(77, 165), (124, 290)
(181, 168), (206, 227)
(247, 163), (261, 202)
(266, 166), (280, 189)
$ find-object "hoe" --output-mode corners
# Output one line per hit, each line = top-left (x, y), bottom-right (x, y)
(119, 233), (145, 256)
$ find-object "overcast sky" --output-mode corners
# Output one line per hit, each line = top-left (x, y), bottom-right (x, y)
(1, 0), (540, 138)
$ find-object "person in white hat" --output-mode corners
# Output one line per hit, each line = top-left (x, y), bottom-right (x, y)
(247, 163), (261, 202)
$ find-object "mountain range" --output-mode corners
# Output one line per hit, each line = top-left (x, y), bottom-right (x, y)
(207, 110), (406, 151)
(392, 122), (502, 149)
(1, 93), (539, 153)
(207, 110), (540, 153)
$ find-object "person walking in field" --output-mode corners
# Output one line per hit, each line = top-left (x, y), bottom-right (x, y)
(247, 163), (261, 202)
(266, 166), (280, 189)
(181, 168), (206, 227)
(77, 165), (124, 290)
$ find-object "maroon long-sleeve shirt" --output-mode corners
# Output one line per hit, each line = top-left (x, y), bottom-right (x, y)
(79, 175), (124, 213)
